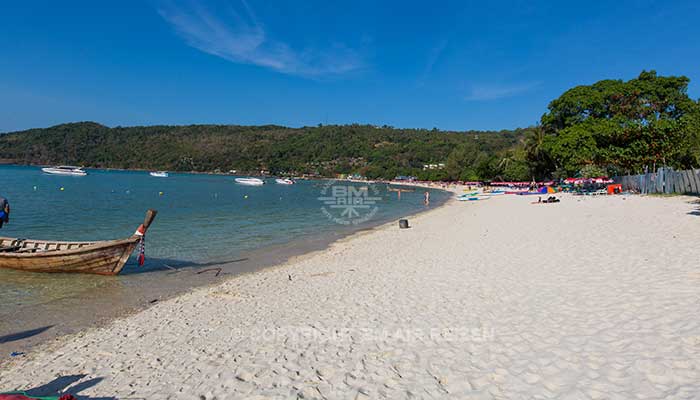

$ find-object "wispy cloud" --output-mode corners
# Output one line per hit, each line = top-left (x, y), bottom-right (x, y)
(157, 0), (365, 78)
(464, 81), (541, 101)
(417, 38), (449, 87)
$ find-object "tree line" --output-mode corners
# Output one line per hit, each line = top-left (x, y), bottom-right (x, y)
(1, 70), (698, 181)
(0, 122), (526, 180)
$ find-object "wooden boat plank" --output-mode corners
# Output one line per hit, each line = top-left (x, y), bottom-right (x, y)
(0, 244), (131, 274)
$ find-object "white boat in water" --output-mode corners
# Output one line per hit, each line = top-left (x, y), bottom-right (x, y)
(149, 171), (169, 178)
(41, 166), (87, 176)
(235, 177), (265, 186)
(275, 178), (295, 185)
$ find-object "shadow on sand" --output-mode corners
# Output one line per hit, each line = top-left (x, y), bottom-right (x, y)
(686, 198), (700, 216)
(0, 326), (53, 344)
(120, 256), (249, 275)
(16, 374), (116, 400)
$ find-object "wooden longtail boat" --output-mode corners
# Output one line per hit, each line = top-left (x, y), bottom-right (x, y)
(0, 209), (157, 275)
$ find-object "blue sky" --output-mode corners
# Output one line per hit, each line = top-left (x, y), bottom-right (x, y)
(1, 0), (699, 132)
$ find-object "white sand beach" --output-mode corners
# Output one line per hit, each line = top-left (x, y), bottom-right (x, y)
(2, 192), (700, 399)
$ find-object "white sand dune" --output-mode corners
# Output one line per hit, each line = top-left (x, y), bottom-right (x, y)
(2, 193), (699, 399)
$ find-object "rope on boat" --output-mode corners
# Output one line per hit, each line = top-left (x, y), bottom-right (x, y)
(162, 263), (177, 271)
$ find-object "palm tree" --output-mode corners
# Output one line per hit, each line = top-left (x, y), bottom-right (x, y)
(524, 125), (546, 161)
(524, 125), (552, 179)
(498, 153), (514, 170)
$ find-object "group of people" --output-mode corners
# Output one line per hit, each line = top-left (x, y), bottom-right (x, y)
(536, 196), (560, 204)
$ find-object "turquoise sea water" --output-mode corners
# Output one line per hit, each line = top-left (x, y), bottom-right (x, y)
(0, 165), (447, 325)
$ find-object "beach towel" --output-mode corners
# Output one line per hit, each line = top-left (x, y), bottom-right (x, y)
(0, 393), (75, 400)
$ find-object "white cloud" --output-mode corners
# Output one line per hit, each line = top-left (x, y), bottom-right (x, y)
(158, 0), (365, 78)
(416, 38), (449, 87)
(464, 81), (541, 101)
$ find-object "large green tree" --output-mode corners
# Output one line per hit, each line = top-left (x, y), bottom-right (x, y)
(540, 70), (700, 177)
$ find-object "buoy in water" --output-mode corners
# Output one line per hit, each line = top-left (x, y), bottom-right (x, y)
(159, 191), (164, 196)
(399, 219), (410, 229)
(60, 187), (65, 191)
(244, 195), (249, 199)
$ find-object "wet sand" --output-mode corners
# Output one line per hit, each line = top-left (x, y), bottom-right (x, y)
(0, 191), (447, 357)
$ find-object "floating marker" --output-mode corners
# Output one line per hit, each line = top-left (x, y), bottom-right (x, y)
(244, 195), (248, 199)
(159, 191), (164, 196)
(60, 187), (65, 191)
(33, 186), (37, 191)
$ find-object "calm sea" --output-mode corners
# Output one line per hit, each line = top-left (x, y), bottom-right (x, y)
(0, 165), (447, 349)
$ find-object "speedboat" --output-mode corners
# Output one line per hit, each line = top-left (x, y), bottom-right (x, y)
(235, 177), (265, 186)
(459, 191), (480, 197)
(275, 178), (295, 185)
(41, 166), (87, 176)
(457, 195), (490, 201)
(149, 171), (169, 178)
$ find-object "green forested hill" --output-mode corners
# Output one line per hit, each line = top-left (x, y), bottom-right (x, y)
(0, 122), (529, 180)
(3, 72), (695, 181)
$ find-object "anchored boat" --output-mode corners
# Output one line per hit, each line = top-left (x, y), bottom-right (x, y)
(41, 166), (87, 176)
(275, 178), (295, 185)
(0, 210), (157, 275)
(235, 177), (265, 186)
(149, 171), (169, 178)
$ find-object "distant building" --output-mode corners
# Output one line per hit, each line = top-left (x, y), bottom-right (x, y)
(422, 163), (445, 170)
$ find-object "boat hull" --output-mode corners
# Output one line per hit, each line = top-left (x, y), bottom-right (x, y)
(235, 178), (264, 186)
(0, 209), (157, 276)
(0, 237), (139, 275)
(41, 168), (87, 176)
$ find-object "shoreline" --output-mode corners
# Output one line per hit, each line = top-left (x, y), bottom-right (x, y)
(2, 193), (700, 398)
(0, 183), (457, 358)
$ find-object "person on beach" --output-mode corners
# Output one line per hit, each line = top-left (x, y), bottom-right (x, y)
(0, 195), (9, 228)
(424, 191), (430, 205)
